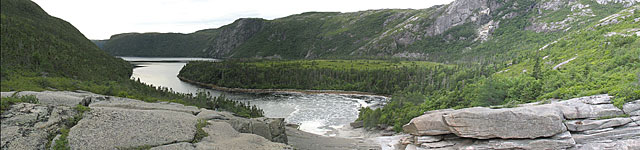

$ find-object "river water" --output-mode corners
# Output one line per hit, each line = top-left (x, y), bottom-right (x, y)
(122, 57), (387, 136)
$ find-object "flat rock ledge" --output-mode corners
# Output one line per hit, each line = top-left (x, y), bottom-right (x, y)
(400, 94), (640, 150)
(1, 91), (290, 150)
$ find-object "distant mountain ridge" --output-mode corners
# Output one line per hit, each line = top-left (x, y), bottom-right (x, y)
(102, 0), (636, 63)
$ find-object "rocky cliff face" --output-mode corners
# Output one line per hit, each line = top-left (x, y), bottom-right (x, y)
(102, 0), (634, 62)
(206, 18), (266, 57)
(397, 94), (640, 150)
(0, 91), (290, 150)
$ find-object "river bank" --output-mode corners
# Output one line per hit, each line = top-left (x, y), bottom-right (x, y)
(178, 76), (390, 98)
(1, 90), (390, 150)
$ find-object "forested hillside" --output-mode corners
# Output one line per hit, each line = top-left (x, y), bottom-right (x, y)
(104, 0), (633, 63)
(179, 4), (640, 131)
(0, 0), (263, 118)
(0, 0), (132, 81)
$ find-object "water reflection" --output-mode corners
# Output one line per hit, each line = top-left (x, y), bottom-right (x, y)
(122, 57), (387, 136)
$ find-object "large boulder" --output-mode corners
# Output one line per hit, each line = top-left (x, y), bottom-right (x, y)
(443, 105), (567, 139)
(68, 107), (198, 149)
(399, 94), (640, 150)
(199, 108), (288, 144)
(565, 117), (632, 131)
(193, 121), (290, 150)
(623, 100), (640, 116)
(462, 131), (576, 150)
(218, 117), (288, 144)
(402, 109), (454, 136)
(558, 95), (624, 119)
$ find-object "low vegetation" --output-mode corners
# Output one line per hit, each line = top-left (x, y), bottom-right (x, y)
(0, 95), (38, 113)
(0, 0), (264, 118)
(180, 11), (639, 130)
(192, 119), (210, 143)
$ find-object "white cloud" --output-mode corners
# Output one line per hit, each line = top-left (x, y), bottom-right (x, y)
(32, 0), (454, 39)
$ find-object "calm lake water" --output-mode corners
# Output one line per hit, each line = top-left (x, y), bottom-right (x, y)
(121, 57), (387, 136)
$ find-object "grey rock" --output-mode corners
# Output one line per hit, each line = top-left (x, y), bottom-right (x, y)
(572, 126), (640, 144)
(569, 94), (613, 105)
(582, 127), (614, 135)
(623, 100), (640, 116)
(218, 116), (288, 144)
(1, 103), (76, 150)
(0, 91), (16, 98)
(15, 91), (95, 107)
(414, 135), (443, 144)
(50, 134), (62, 150)
(565, 117), (632, 131)
(207, 18), (265, 57)
(443, 105), (566, 139)
(540, 0), (566, 11)
(402, 109), (454, 136)
(80, 96), (107, 106)
(558, 95), (624, 119)
(286, 126), (380, 150)
(404, 144), (420, 150)
(350, 120), (364, 128)
(88, 96), (200, 114)
(194, 121), (291, 150)
(428, 0), (490, 36)
(68, 107), (197, 150)
(150, 142), (196, 150)
(595, 0), (638, 7)
(420, 140), (455, 148)
(463, 131), (576, 150)
(196, 109), (229, 120)
(623, 116), (640, 127)
(571, 139), (640, 150)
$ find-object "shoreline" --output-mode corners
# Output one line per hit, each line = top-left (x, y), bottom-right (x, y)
(177, 76), (390, 98)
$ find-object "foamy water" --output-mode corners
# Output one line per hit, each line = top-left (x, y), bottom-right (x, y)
(125, 57), (387, 136)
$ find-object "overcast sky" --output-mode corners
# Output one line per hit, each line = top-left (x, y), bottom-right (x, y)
(32, 0), (454, 39)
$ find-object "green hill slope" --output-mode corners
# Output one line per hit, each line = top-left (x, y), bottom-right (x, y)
(178, 5), (640, 131)
(103, 0), (632, 63)
(0, 0), (132, 82)
(0, 0), (263, 119)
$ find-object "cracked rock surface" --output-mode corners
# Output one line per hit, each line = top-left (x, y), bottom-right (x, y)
(1, 91), (290, 150)
(400, 95), (640, 150)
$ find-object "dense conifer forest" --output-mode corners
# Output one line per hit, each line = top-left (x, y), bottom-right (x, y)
(0, 0), (263, 118)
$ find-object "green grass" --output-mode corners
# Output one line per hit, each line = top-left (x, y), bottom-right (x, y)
(0, 95), (38, 113)
(192, 119), (210, 143)
(596, 114), (631, 120)
(52, 105), (90, 150)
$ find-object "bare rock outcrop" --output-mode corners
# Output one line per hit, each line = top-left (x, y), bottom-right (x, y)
(196, 109), (288, 143)
(0, 103), (77, 150)
(13, 91), (96, 107)
(402, 109), (453, 136)
(400, 95), (640, 150)
(193, 121), (291, 150)
(1, 91), (290, 150)
(443, 105), (566, 139)
(67, 107), (198, 150)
